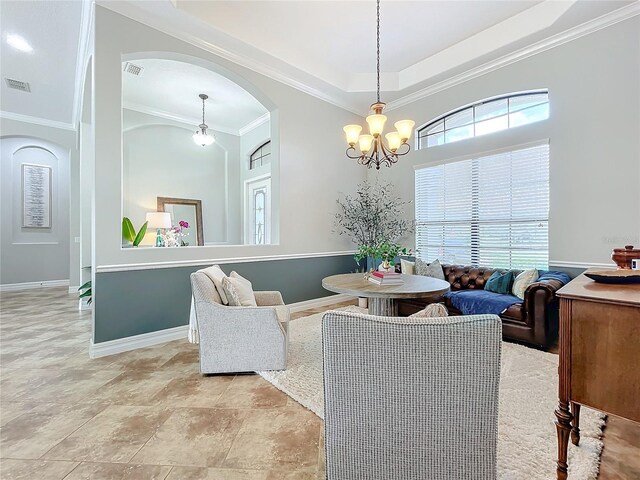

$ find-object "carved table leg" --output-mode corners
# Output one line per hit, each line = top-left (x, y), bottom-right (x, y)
(571, 402), (581, 446)
(555, 403), (573, 480)
(556, 298), (573, 480)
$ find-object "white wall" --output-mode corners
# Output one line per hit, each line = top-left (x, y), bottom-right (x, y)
(0, 118), (76, 284)
(93, 6), (364, 269)
(123, 119), (236, 245)
(371, 16), (640, 268)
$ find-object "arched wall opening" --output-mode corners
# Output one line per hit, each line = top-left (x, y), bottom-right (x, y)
(120, 53), (279, 247)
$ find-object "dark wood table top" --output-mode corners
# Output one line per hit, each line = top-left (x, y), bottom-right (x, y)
(557, 269), (640, 307)
(322, 273), (450, 299)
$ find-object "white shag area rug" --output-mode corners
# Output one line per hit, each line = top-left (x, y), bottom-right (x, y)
(258, 307), (605, 480)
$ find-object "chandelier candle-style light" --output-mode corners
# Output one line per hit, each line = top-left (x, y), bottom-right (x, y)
(193, 93), (215, 146)
(343, 0), (415, 169)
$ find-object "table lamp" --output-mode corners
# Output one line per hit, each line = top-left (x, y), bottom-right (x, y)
(146, 212), (172, 247)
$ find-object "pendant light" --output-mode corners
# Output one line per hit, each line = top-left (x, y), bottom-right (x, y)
(343, 0), (415, 169)
(192, 94), (215, 146)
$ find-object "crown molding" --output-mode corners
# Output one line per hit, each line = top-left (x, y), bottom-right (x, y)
(72, 0), (94, 127)
(99, 1), (638, 117)
(97, 2), (362, 116)
(0, 111), (76, 131)
(238, 112), (270, 136)
(386, 2), (640, 112)
(122, 101), (240, 136)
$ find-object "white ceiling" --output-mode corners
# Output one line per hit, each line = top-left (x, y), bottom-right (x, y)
(0, 0), (637, 126)
(122, 58), (268, 134)
(175, 0), (542, 86)
(0, 0), (84, 126)
(104, 0), (637, 112)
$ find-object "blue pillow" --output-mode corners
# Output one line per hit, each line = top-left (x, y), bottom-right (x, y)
(484, 271), (514, 294)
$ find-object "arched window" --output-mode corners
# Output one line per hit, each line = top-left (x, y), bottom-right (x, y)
(417, 91), (549, 149)
(249, 140), (271, 170)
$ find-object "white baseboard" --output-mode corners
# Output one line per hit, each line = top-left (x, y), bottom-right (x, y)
(0, 279), (69, 292)
(89, 294), (352, 358)
(288, 293), (355, 313)
(89, 325), (188, 359)
(79, 299), (92, 311)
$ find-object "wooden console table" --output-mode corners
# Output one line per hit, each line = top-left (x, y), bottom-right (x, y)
(554, 270), (640, 479)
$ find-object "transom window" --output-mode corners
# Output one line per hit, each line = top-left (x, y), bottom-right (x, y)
(417, 92), (549, 149)
(415, 143), (549, 270)
(249, 141), (271, 170)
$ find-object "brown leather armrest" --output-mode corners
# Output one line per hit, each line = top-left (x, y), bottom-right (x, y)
(523, 278), (563, 309)
(523, 278), (563, 346)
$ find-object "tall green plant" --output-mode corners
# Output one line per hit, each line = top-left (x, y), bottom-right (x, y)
(78, 280), (92, 305)
(334, 181), (413, 269)
(122, 217), (148, 247)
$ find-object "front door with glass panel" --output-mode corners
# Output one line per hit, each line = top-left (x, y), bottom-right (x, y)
(245, 177), (271, 245)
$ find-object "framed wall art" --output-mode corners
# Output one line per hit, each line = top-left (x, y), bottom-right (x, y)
(22, 163), (52, 228)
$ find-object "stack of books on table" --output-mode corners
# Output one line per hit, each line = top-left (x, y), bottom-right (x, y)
(368, 271), (404, 285)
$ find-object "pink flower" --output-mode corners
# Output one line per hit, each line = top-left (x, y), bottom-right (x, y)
(179, 220), (189, 229)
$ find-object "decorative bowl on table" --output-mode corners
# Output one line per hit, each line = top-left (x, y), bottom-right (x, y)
(584, 269), (640, 284)
(611, 245), (640, 269)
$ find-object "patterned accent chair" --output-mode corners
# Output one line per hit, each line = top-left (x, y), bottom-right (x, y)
(190, 271), (288, 374)
(322, 310), (501, 480)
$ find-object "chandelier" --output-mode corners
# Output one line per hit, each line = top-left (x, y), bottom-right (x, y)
(192, 93), (215, 146)
(343, 0), (415, 169)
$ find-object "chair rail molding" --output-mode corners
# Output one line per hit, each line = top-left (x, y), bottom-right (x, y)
(95, 250), (357, 273)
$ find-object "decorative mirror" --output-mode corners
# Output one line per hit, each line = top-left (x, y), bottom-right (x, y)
(157, 197), (204, 246)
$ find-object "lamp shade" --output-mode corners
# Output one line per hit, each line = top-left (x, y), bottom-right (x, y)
(146, 212), (172, 229)
(358, 134), (374, 154)
(394, 120), (415, 142)
(366, 114), (387, 137)
(343, 124), (362, 147)
(193, 130), (215, 147)
(385, 131), (401, 152)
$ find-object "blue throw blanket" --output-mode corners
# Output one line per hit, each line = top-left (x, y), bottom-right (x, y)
(538, 271), (571, 285)
(445, 290), (522, 316)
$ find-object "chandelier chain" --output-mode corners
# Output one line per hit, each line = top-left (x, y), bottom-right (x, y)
(201, 97), (206, 125)
(376, 0), (380, 104)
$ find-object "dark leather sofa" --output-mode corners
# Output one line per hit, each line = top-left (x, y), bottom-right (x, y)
(397, 264), (565, 350)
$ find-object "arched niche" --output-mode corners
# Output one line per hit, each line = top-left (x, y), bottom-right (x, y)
(121, 54), (278, 247)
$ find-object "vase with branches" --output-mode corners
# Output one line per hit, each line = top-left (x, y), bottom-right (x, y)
(334, 180), (413, 273)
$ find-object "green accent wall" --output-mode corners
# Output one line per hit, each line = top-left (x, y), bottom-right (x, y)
(93, 254), (358, 343)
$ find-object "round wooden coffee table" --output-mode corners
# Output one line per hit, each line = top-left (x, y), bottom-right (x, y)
(322, 273), (450, 316)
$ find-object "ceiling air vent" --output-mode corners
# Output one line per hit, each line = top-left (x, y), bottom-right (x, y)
(5, 78), (31, 92)
(123, 62), (143, 76)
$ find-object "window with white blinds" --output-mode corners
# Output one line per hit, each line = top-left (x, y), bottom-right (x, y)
(415, 143), (549, 270)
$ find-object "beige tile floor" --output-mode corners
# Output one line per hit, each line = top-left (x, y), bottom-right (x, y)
(0, 288), (638, 479)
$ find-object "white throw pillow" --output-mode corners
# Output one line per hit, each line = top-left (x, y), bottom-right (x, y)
(400, 259), (415, 275)
(512, 269), (539, 299)
(199, 265), (229, 305)
(409, 303), (449, 318)
(222, 272), (257, 307)
(415, 258), (445, 281)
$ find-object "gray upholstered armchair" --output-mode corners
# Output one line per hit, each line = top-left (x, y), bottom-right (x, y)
(322, 310), (502, 480)
(190, 271), (289, 374)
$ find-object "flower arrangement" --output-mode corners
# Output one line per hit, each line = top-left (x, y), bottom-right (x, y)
(162, 220), (190, 247)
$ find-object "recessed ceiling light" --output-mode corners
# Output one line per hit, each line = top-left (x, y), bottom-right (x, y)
(6, 34), (33, 53)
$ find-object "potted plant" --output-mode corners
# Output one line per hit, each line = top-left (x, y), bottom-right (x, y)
(335, 180), (413, 274)
(78, 280), (92, 307)
(122, 217), (148, 247)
